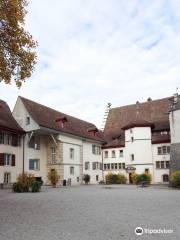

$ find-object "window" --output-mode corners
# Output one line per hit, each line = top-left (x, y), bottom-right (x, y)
(131, 154), (134, 161)
(112, 150), (116, 158)
(157, 146), (170, 155)
(92, 145), (101, 155)
(107, 164), (110, 170)
(92, 162), (99, 170)
(163, 174), (169, 182)
(29, 159), (40, 170)
(122, 163), (125, 169)
(29, 136), (40, 150)
(145, 169), (149, 174)
(156, 161), (170, 169)
(4, 154), (12, 166)
(26, 116), (30, 125)
(85, 162), (90, 170)
(77, 177), (79, 182)
(51, 147), (56, 163)
(115, 163), (117, 169)
(104, 164), (107, 170)
(104, 151), (108, 158)
(131, 137), (134, 142)
(166, 161), (170, 169)
(167, 146), (170, 154)
(70, 166), (74, 175)
(4, 172), (11, 184)
(118, 163), (121, 169)
(119, 150), (123, 157)
(111, 163), (114, 170)
(158, 147), (162, 155)
(96, 175), (99, 182)
(130, 129), (133, 133)
(156, 161), (160, 169)
(70, 148), (74, 159)
(0, 132), (5, 144)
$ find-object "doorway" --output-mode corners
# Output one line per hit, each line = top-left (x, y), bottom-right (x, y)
(4, 172), (11, 185)
(129, 173), (133, 184)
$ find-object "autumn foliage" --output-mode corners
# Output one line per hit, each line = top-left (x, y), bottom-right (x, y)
(0, 0), (37, 87)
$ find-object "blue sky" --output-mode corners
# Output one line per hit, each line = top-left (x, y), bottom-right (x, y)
(0, 0), (180, 127)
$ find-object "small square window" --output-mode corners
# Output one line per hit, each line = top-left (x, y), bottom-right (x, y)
(26, 116), (30, 125)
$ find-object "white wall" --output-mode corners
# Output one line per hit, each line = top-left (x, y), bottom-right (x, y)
(152, 144), (170, 183)
(83, 141), (103, 184)
(13, 97), (40, 132)
(59, 134), (82, 185)
(24, 135), (48, 183)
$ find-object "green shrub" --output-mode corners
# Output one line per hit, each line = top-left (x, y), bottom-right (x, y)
(17, 173), (35, 192)
(47, 169), (60, 187)
(105, 172), (113, 184)
(170, 171), (180, 188)
(131, 173), (139, 184)
(83, 174), (90, 184)
(31, 181), (41, 192)
(12, 182), (23, 193)
(116, 173), (127, 184)
(105, 173), (127, 184)
(136, 173), (151, 185)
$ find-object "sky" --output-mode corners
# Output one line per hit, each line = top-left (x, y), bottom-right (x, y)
(0, 0), (180, 127)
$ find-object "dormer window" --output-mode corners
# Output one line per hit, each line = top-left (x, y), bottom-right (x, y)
(26, 116), (30, 125)
(55, 117), (68, 128)
(87, 127), (98, 136)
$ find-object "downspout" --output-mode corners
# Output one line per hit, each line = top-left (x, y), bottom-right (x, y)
(102, 148), (104, 182)
(22, 134), (25, 174)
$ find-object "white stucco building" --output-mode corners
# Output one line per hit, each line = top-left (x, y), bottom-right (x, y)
(12, 96), (103, 185)
(103, 97), (171, 184)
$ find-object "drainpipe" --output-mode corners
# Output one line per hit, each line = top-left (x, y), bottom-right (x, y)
(102, 148), (104, 182)
(22, 134), (25, 174)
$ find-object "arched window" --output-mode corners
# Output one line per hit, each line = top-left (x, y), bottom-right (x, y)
(162, 174), (169, 182)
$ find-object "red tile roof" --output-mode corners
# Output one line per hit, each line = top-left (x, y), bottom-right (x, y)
(103, 97), (172, 147)
(0, 100), (24, 134)
(20, 97), (104, 142)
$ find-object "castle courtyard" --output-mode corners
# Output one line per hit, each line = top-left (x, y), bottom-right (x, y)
(0, 185), (179, 240)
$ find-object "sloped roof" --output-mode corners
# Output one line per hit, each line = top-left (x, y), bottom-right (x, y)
(0, 100), (24, 134)
(20, 97), (104, 142)
(103, 97), (172, 147)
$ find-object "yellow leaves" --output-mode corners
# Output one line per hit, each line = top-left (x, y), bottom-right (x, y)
(0, 0), (37, 88)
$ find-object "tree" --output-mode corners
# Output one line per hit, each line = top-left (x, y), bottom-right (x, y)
(83, 174), (90, 184)
(0, 0), (37, 88)
(47, 169), (60, 187)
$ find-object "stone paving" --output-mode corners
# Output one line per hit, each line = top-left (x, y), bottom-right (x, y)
(0, 185), (180, 240)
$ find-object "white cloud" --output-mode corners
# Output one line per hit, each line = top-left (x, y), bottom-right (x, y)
(0, 0), (180, 127)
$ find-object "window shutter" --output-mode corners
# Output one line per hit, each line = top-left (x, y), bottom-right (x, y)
(11, 134), (18, 147)
(0, 153), (4, 166)
(12, 155), (15, 166)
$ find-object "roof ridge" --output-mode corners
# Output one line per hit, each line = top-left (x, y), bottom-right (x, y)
(19, 96), (97, 127)
(111, 96), (172, 110)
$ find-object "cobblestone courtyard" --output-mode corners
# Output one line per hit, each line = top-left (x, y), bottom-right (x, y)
(0, 185), (179, 240)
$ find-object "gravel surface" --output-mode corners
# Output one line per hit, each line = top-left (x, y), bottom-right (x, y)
(0, 185), (179, 240)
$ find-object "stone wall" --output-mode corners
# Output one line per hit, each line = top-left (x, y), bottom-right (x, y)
(170, 143), (180, 172)
(46, 138), (64, 185)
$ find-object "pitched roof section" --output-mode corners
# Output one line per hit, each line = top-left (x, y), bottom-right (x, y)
(103, 97), (172, 147)
(0, 100), (24, 134)
(20, 97), (104, 142)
